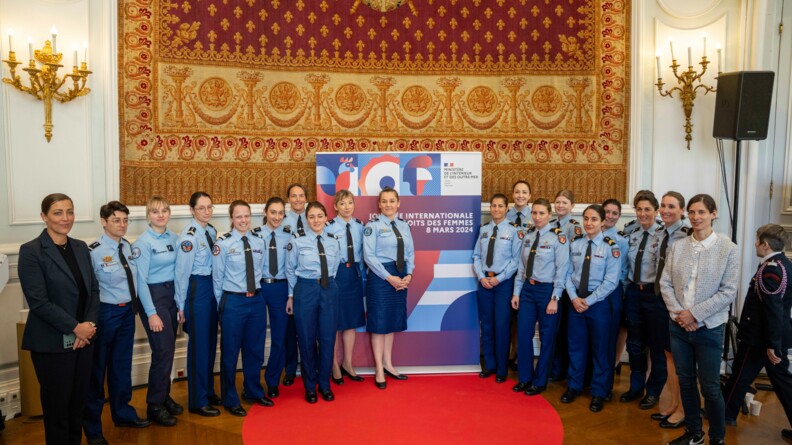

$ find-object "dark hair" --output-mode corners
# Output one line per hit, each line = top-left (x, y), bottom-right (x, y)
(601, 198), (622, 214)
(757, 224), (788, 252)
(305, 201), (327, 217)
(634, 192), (659, 211)
(512, 180), (532, 194)
(687, 194), (717, 213)
(287, 183), (307, 198)
(490, 193), (509, 207)
(263, 196), (285, 224)
(632, 190), (655, 207)
(100, 201), (129, 219)
(555, 189), (575, 204)
(661, 191), (686, 220)
(41, 193), (72, 214)
(189, 191), (212, 208)
(378, 187), (399, 201)
(583, 204), (605, 221)
(532, 198), (552, 213)
(228, 200), (251, 230)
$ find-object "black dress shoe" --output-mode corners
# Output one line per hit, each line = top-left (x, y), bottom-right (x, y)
(87, 437), (109, 445)
(331, 375), (344, 385)
(560, 388), (580, 404)
(341, 366), (365, 382)
(479, 369), (495, 378)
(225, 405), (247, 417)
(208, 394), (223, 406)
(305, 391), (318, 404)
(189, 405), (221, 417)
(114, 417), (152, 428)
(614, 362), (622, 375)
(710, 440), (725, 445)
(604, 391), (613, 402)
(164, 396), (184, 415)
(267, 386), (280, 398)
(147, 404), (177, 427)
(524, 385), (546, 396)
(384, 369), (408, 380)
(242, 392), (274, 407)
(513, 382), (531, 392)
(619, 389), (644, 403)
(375, 379), (387, 390)
(640, 395), (659, 410)
(725, 417), (736, 426)
(589, 396), (604, 412)
(283, 374), (296, 386)
(495, 375), (507, 384)
(652, 413), (671, 421)
(782, 429), (792, 440)
(320, 389), (335, 401)
(660, 418), (685, 429)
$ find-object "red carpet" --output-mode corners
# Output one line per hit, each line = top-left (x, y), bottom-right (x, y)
(242, 374), (563, 445)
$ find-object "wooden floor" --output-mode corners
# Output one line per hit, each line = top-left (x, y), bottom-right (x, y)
(1, 367), (789, 445)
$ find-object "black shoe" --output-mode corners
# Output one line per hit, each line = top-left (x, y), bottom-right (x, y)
(188, 405), (221, 417)
(164, 396), (183, 415)
(725, 417), (736, 426)
(208, 394), (223, 406)
(331, 375), (344, 385)
(619, 389), (644, 403)
(668, 429), (704, 445)
(782, 429), (792, 441)
(225, 405), (246, 417)
(267, 386), (280, 398)
(614, 362), (622, 375)
(525, 385), (546, 396)
(479, 369), (495, 378)
(384, 368), (408, 380)
(87, 437), (108, 445)
(242, 392), (274, 407)
(710, 440), (725, 445)
(305, 391), (318, 404)
(375, 378), (387, 390)
(640, 395), (659, 410)
(320, 389), (335, 401)
(114, 417), (151, 428)
(283, 374), (296, 386)
(495, 375), (507, 384)
(652, 413), (671, 421)
(147, 404), (177, 427)
(660, 418), (685, 429)
(560, 388), (580, 404)
(513, 382), (531, 392)
(604, 391), (613, 402)
(589, 396), (604, 412)
(341, 366), (364, 382)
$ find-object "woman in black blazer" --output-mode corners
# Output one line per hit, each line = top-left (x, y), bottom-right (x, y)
(18, 193), (100, 445)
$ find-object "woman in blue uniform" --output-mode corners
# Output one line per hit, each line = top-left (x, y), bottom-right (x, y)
(506, 180), (532, 228)
(212, 200), (272, 417)
(325, 190), (366, 384)
(254, 197), (292, 399)
(620, 191), (666, 410)
(550, 189), (580, 381)
(363, 187), (415, 389)
(281, 183), (308, 386)
(560, 204), (621, 413)
(473, 193), (522, 383)
(601, 198), (629, 398)
(132, 196), (182, 426)
(286, 201), (342, 403)
(511, 198), (569, 395)
(174, 191), (221, 416)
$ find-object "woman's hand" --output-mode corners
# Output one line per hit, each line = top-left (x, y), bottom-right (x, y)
(768, 348), (782, 365)
(148, 314), (164, 332)
(73, 337), (89, 350)
(73, 321), (95, 341)
(546, 299), (558, 315)
(675, 310), (697, 331)
(480, 278), (492, 289)
(511, 296), (519, 310)
(571, 298), (588, 313)
(286, 298), (294, 315)
(177, 310), (186, 324)
(387, 275), (404, 290)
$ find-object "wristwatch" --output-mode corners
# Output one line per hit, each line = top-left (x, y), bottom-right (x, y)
(551, 295), (560, 301)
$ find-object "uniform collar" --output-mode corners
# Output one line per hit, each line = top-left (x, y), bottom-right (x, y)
(638, 221), (661, 234)
(191, 218), (208, 233)
(335, 215), (353, 225)
(761, 251), (785, 263)
(100, 233), (121, 248)
(586, 231), (605, 246)
(146, 225), (169, 239)
(230, 229), (248, 241)
(306, 230), (325, 241)
(380, 214), (397, 223)
(492, 218), (510, 230)
(557, 214), (571, 226)
(513, 205), (530, 217)
(665, 219), (684, 234)
(537, 224), (552, 236)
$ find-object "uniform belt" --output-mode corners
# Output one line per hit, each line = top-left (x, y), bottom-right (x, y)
(102, 301), (132, 307)
(381, 261), (396, 267)
(529, 279), (545, 285)
(486, 271), (502, 277)
(297, 277), (335, 284)
(261, 278), (287, 284)
(632, 283), (654, 292)
(149, 281), (174, 288)
(344, 261), (359, 268)
(225, 290), (258, 297)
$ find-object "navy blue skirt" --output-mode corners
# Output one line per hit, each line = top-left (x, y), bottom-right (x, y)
(365, 262), (407, 334)
(335, 262), (365, 330)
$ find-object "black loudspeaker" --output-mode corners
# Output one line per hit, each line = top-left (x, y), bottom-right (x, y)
(712, 71), (775, 140)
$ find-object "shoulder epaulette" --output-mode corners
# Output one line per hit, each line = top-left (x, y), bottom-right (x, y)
(681, 226), (693, 235)
(283, 226), (292, 234)
(570, 219), (580, 225)
(326, 232), (338, 239)
(207, 223), (215, 229)
(526, 225), (537, 233)
(187, 226), (196, 236)
(291, 231), (303, 238)
(481, 222), (488, 227)
(550, 218), (558, 224)
(252, 226), (262, 233)
(396, 216), (406, 222)
(218, 232), (232, 241)
(573, 234), (585, 241)
(552, 227), (562, 235)
(355, 218), (362, 224)
(327, 219), (337, 225)
(250, 231), (263, 239)
(369, 215), (379, 223)
(617, 230), (627, 238)
(603, 236), (615, 246)
(88, 241), (100, 251)
(655, 225), (665, 233)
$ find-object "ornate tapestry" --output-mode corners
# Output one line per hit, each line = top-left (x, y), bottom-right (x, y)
(119, 0), (630, 205)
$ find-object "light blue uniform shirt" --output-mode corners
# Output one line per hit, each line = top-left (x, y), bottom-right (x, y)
(89, 233), (137, 305)
(627, 222), (664, 284)
(506, 205), (532, 228)
(565, 232), (621, 306)
(514, 225), (570, 298)
(552, 214), (582, 240)
(174, 220), (217, 311)
(325, 216), (365, 271)
(603, 226), (630, 283)
(472, 219), (522, 283)
(212, 230), (266, 303)
(133, 226), (178, 317)
(283, 211), (306, 237)
(363, 215), (416, 281)
(285, 230), (342, 296)
(252, 224), (293, 280)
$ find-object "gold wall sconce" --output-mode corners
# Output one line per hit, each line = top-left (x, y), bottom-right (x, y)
(655, 36), (721, 149)
(2, 28), (91, 142)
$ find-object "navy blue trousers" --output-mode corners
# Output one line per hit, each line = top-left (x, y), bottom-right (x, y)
(139, 282), (178, 405)
(184, 274), (218, 409)
(285, 315), (299, 377)
(294, 278), (339, 392)
(219, 291), (267, 407)
(83, 303), (138, 439)
(477, 276), (514, 378)
(567, 299), (611, 397)
(517, 281), (559, 387)
(606, 285), (623, 391)
(551, 292), (571, 379)
(262, 280), (289, 388)
(625, 283), (668, 397)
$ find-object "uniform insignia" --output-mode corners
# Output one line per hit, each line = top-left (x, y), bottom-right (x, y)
(574, 226), (582, 237)
(655, 225), (665, 233)
(396, 217), (406, 222)
(130, 247), (141, 259)
(284, 225), (291, 233)
(282, 226), (292, 234)
(219, 232), (232, 240)
(355, 218), (362, 224)
(509, 222), (519, 228)
(364, 227), (373, 236)
(253, 226), (262, 233)
(617, 230), (627, 238)
(187, 227), (196, 236)
(526, 226), (537, 233)
(167, 245), (174, 251)
(517, 231), (524, 239)
(327, 233), (337, 239)
(369, 215), (379, 222)
(681, 226), (693, 236)
(612, 248), (621, 258)
(212, 244), (221, 256)
(180, 240), (193, 252)
(558, 235), (567, 244)
(573, 234), (585, 241)
(88, 241), (100, 251)
(286, 243), (293, 251)
(570, 219), (579, 225)
(103, 256), (113, 262)
(603, 236), (619, 258)
(327, 219), (336, 225)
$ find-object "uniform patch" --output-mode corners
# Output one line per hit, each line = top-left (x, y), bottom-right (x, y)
(574, 226), (582, 236)
(612, 248), (620, 258)
(517, 231), (524, 239)
(364, 227), (373, 236)
(180, 240), (193, 252)
(558, 235), (567, 244)
(284, 225), (292, 233)
(167, 245), (174, 251)
(102, 256), (113, 262)
(212, 245), (221, 256)
(130, 247), (141, 259)
(286, 243), (293, 251)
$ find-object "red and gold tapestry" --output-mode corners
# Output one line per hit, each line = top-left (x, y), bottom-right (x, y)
(119, 0), (630, 205)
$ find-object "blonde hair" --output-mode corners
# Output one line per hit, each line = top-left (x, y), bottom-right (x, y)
(146, 196), (170, 221)
(334, 189), (355, 206)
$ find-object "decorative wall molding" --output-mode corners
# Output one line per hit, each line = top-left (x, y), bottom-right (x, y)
(657, 0), (721, 19)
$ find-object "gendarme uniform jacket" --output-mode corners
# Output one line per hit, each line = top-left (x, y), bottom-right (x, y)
(174, 220), (217, 311)
(514, 225), (570, 298)
(212, 230), (266, 304)
(506, 206), (532, 229)
(472, 219), (522, 283)
(88, 234), (137, 305)
(285, 230), (343, 296)
(363, 215), (415, 280)
(565, 232), (621, 306)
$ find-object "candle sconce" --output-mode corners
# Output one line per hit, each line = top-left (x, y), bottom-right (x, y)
(2, 39), (91, 142)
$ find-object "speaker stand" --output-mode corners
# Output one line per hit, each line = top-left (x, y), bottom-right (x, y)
(723, 139), (741, 366)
